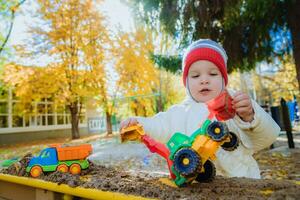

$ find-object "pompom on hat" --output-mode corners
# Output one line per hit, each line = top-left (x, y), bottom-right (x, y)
(182, 39), (228, 87)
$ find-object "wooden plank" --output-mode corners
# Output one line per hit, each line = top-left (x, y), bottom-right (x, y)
(35, 189), (56, 200)
(0, 180), (35, 200)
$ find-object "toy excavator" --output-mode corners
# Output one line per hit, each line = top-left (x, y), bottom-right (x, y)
(120, 90), (239, 187)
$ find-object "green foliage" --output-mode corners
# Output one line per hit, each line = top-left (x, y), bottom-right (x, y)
(0, 0), (26, 56)
(129, 0), (295, 73)
(150, 53), (182, 73)
(222, 0), (291, 72)
(0, 0), (12, 15)
(0, 0), (11, 56)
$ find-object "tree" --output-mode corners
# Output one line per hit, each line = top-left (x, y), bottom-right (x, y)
(0, 0), (26, 55)
(2, 64), (63, 105)
(129, 0), (300, 91)
(5, 0), (110, 139)
(157, 68), (185, 111)
(112, 27), (159, 116)
(252, 56), (299, 105)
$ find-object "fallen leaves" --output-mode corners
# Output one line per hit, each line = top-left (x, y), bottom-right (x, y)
(254, 147), (300, 181)
(260, 189), (274, 196)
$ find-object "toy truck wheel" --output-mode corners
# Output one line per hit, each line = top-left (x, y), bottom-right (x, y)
(57, 164), (69, 173)
(195, 160), (216, 182)
(69, 163), (81, 175)
(173, 148), (201, 177)
(207, 121), (229, 141)
(221, 132), (239, 151)
(30, 165), (43, 178)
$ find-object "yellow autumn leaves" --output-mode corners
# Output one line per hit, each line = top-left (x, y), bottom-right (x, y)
(1, 0), (184, 129)
(112, 28), (160, 116)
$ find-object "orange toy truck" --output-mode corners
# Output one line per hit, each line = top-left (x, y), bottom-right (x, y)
(26, 144), (92, 178)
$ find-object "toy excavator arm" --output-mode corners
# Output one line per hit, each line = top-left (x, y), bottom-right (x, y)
(141, 135), (175, 179)
(120, 125), (169, 158)
(120, 125), (175, 179)
(120, 124), (145, 142)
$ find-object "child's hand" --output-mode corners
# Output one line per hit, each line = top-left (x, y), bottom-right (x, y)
(232, 91), (254, 122)
(120, 118), (138, 130)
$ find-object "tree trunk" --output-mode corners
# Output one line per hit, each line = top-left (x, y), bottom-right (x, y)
(69, 104), (80, 139)
(142, 104), (147, 116)
(106, 111), (113, 135)
(287, 0), (300, 91)
(157, 71), (163, 112)
(133, 99), (138, 116)
(156, 94), (163, 112)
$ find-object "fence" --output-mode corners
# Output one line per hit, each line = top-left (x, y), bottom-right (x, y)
(267, 98), (295, 148)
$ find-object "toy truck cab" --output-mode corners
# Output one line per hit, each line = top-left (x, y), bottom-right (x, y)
(28, 147), (59, 168)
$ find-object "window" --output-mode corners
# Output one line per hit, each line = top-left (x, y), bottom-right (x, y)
(0, 102), (8, 113)
(12, 116), (23, 127)
(57, 115), (65, 125)
(37, 103), (46, 113)
(47, 115), (54, 125)
(0, 116), (8, 128)
(40, 150), (50, 158)
(12, 101), (23, 127)
(30, 115), (36, 126)
(24, 115), (30, 127)
(0, 101), (8, 128)
(0, 88), (8, 100)
(0, 88), (87, 129)
(47, 103), (54, 125)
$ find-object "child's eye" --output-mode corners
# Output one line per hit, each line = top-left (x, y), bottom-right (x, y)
(210, 73), (218, 76)
(192, 75), (199, 78)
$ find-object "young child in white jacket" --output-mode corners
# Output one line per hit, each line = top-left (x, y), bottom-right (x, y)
(120, 39), (280, 179)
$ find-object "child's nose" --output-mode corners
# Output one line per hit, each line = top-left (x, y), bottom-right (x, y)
(200, 78), (209, 84)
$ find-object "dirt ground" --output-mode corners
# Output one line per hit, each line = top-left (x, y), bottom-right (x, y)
(1, 146), (300, 200)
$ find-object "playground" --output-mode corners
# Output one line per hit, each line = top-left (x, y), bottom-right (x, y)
(1, 0), (300, 199)
(0, 132), (299, 199)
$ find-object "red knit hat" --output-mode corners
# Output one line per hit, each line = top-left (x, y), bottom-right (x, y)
(182, 39), (228, 87)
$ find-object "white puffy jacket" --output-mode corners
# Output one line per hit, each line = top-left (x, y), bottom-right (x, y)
(136, 92), (280, 179)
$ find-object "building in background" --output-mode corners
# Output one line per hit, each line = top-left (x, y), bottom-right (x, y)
(0, 87), (106, 145)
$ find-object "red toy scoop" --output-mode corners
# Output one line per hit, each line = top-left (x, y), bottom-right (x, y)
(206, 90), (235, 121)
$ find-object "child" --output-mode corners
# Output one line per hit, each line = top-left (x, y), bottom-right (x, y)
(120, 39), (280, 179)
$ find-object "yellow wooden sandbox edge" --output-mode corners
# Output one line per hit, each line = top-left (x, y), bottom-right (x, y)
(0, 173), (155, 200)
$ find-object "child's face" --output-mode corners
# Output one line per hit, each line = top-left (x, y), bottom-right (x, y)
(187, 60), (224, 102)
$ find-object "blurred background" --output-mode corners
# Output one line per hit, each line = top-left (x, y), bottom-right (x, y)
(0, 0), (299, 146)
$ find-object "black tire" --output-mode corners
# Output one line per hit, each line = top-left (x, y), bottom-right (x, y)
(173, 148), (202, 177)
(221, 132), (239, 151)
(195, 160), (216, 182)
(207, 121), (229, 141)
